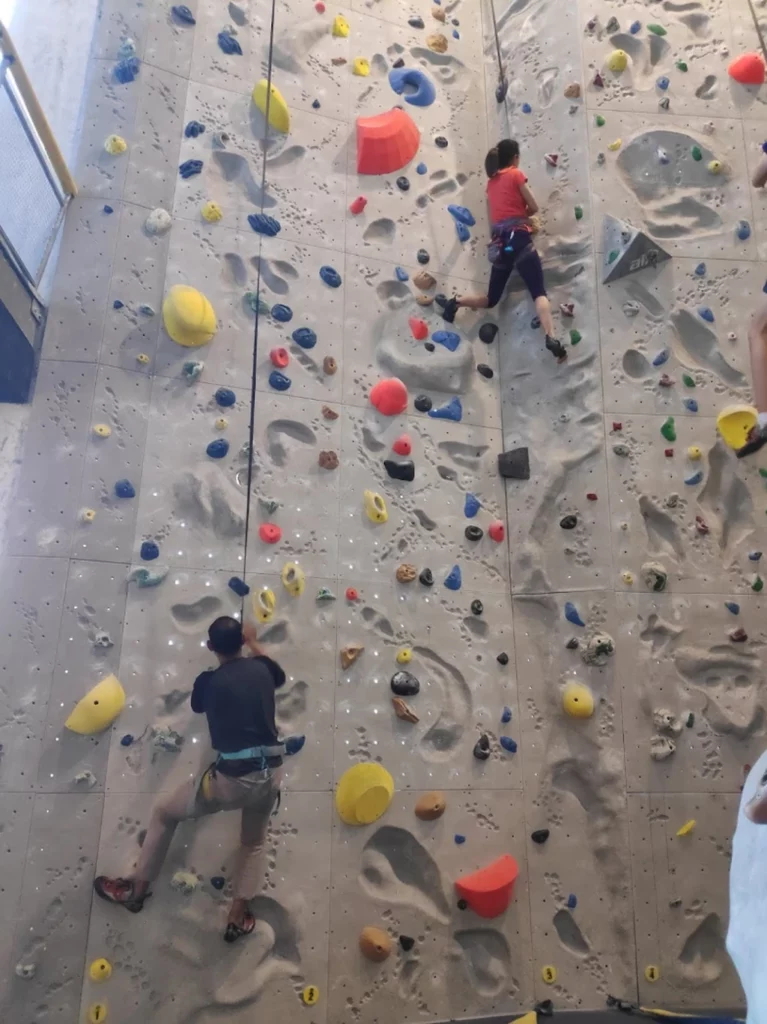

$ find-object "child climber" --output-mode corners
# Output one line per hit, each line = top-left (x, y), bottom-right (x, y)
(441, 138), (567, 363)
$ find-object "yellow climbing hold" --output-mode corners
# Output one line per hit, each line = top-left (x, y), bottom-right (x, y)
(162, 284), (217, 348)
(364, 489), (388, 524)
(136, 353), (150, 365)
(607, 49), (628, 72)
(644, 964), (660, 982)
(65, 674), (126, 735)
(252, 587), (276, 623)
(302, 985), (320, 1005)
(104, 134), (127, 155)
(607, 138), (622, 151)
(332, 13), (350, 36)
(514, 1015), (538, 1024)
(396, 647), (412, 664)
(281, 562), (306, 597)
(621, 571), (634, 585)
(708, 159), (722, 175)
(252, 79), (291, 133)
(201, 201), (223, 223)
(215, 417), (228, 430)
(88, 1005), (108, 1024)
(336, 762), (394, 825)
(687, 445), (702, 460)
(541, 965), (557, 984)
(717, 403), (757, 449)
(353, 57), (370, 76)
(89, 958), (113, 982)
(93, 424), (111, 438)
(676, 818), (696, 836)
(81, 508), (96, 523)
(562, 682), (595, 719)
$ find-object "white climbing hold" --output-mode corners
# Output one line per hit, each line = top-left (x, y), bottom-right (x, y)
(170, 870), (199, 894)
(145, 208), (172, 235)
(650, 735), (676, 761)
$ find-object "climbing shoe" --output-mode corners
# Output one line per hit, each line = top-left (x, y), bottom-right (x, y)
(545, 335), (567, 363)
(93, 876), (151, 913)
(441, 296), (459, 323)
(736, 423), (767, 459)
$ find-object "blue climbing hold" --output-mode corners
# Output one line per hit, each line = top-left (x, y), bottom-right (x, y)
(448, 205), (476, 227)
(428, 396), (462, 421)
(737, 220), (751, 241)
(248, 213), (281, 236)
(218, 31), (243, 55)
(103, 205), (113, 214)
(179, 158), (203, 178)
(695, 262), (706, 276)
(416, 162), (427, 174)
(564, 601), (585, 627)
(215, 387), (236, 407)
(395, 267), (409, 281)
(113, 300), (124, 310)
(749, 551), (763, 561)
(171, 4), (196, 24)
(115, 479), (136, 499)
(725, 601), (740, 615)
(120, 734), (134, 747)
(140, 540), (160, 561)
(698, 307), (714, 323)
(464, 493), (480, 518)
(271, 304), (293, 322)
(312, 99), (320, 109)
(501, 706), (512, 724)
(567, 894), (577, 910)
(454, 834), (466, 844)
(656, 76), (669, 90)
(285, 735), (306, 755)
(452, 29), (459, 38)
(114, 57), (140, 83)
(320, 265), (342, 288)
(211, 876), (226, 890)
(455, 221), (470, 242)
(184, 120), (205, 138)
(229, 576), (250, 597)
(652, 349), (669, 367)
(388, 67), (437, 107)
(684, 470), (703, 485)
(522, 102), (532, 113)
(684, 399), (698, 412)
(292, 327), (317, 350)
(500, 736), (517, 753)
(432, 330), (460, 352)
(269, 369), (292, 390)
(630, 20), (641, 32)
(207, 438), (230, 459)
(444, 565), (462, 591)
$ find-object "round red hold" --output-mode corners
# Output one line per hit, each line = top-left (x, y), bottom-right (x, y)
(408, 317), (429, 341)
(370, 377), (408, 416)
(315, 0), (326, 10)
(392, 433), (412, 456)
(259, 523), (282, 544)
(612, 422), (622, 432)
(270, 347), (289, 368)
(350, 196), (368, 215)
(586, 492), (598, 501)
(488, 520), (505, 542)
(345, 587), (359, 601)
(664, 448), (674, 457)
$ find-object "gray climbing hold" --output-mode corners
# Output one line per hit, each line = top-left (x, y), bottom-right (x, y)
(498, 448), (530, 480)
(564, 601), (585, 627)
(391, 671), (420, 696)
(152, 725), (184, 752)
(602, 214), (671, 283)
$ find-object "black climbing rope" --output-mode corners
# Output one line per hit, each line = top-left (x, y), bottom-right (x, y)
(745, 0), (767, 68)
(486, 0), (508, 103)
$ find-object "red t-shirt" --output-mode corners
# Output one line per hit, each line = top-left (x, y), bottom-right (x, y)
(486, 166), (528, 224)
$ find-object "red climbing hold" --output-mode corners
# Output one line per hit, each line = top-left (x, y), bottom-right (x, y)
(356, 108), (420, 175)
(315, 0), (325, 10)
(346, 587), (360, 601)
(393, 434), (412, 456)
(612, 422), (622, 432)
(259, 523), (282, 544)
(270, 347), (289, 368)
(454, 854), (519, 918)
(370, 377), (408, 416)
(350, 195), (368, 215)
(664, 448), (674, 457)
(586, 492), (597, 501)
(728, 52), (765, 85)
(488, 520), (505, 542)
(409, 317), (429, 340)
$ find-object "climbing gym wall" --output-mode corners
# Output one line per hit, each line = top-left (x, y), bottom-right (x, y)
(1, 0), (766, 1017)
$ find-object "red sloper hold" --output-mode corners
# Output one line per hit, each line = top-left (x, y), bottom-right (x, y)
(370, 377), (408, 416)
(728, 52), (766, 85)
(356, 108), (421, 175)
(350, 195), (368, 215)
(259, 523), (282, 544)
(409, 317), (428, 340)
(454, 854), (519, 918)
(488, 520), (505, 542)
(392, 434), (412, 456)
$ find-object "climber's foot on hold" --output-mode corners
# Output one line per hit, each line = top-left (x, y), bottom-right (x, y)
(93, 876), (151, 913)
(224, 911), (256, 944)
(441, 296), (459, 324)
(736, 423), (767, 459)
(545, 335), (567, 363)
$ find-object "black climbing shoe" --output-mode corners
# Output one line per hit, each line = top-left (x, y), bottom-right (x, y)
(736, 424), (767, 459)
(93, 876), (151, 914)
(441, 297), (459, 324)
(545, 335), (567, 363)
(224, 911), (256, 944)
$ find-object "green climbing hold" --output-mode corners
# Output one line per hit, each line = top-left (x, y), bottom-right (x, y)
(691, 145), (702, 161)
(753, 575), (764, 592)
(569, 329), (582, 346)
(759, 468), (767, 479)
(607, 249), (619, 264)
(661, 416), (676, 442)
(675, 60), (688, 72)
(682, 374), (695, 388)
(647, 23), (667, 35)
(574, 205), (583, 220)
(595, 115), (606, 127)
(245, 291), (270, 315)
(316, 587), (336, 601)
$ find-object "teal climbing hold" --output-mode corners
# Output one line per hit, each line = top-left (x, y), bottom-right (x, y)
(428, 397), (462, 421)
(127, 566), (168, 587)
(444, 565), (462, 590)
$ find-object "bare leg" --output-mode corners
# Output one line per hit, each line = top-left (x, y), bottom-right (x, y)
(748, 299), (767, 413)
(753, 152), (767, 189)
(228, 897), (250, 928)
(534, 295), (556, 338)
(456, 294), (489, 310)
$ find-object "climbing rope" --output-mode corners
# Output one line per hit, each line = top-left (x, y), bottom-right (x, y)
(486, 0), (508, 102)
(744, 0), (767, 67)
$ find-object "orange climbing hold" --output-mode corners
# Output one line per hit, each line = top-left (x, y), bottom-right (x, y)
(409, 317), (428, 340)
(356, 108), (421, 175)
(370, 377), (408, 416)
(728, 52), (765, 85)
(454, 854), (519, 918)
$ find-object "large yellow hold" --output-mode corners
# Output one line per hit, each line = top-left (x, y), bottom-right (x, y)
(162, 285), (217, 348)
(336, 763), (394, 824)
(252, 79), (290, 134)
(65, 674), (126, 735)
(717, 403), (757, 449)
(607, 49), (628, 72)
(562, 682), (594, 719)
(332, 14), (350, 36)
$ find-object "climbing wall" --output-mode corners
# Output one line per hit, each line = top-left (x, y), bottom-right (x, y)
(1, 0), (766, 1018)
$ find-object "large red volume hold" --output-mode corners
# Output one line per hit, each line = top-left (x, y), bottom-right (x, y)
(728, 52), (766, 85)
(370, 378), (408, 416)
(454, 854), (519, 918)
(356, 108), (421, 175)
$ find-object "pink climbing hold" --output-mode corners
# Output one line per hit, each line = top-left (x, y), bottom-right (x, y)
(409, 317), (429, 341)
(270, 347), (289, 368)
(370, 378), (408, 416)
(259, 523), (282, 544)
(392, 434), (412, 456)
(488, 520), (505, 542)
(350, 195), (368, 215)
(454, 854), (519, 918)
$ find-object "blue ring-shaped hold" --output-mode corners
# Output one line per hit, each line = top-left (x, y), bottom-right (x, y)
(207, 438), (230, 459)
(388, 67), (437, 107)
(271, 304), (293, 322)
(269, 370), (292, 391)
(292, 327), (317, 350)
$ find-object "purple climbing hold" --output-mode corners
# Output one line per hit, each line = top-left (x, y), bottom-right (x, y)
(179, 158), (203, 178)
(207, 438), (230, 459)
(120, 734), (134, 747)
(218, 31), (243, 55)
(522, 102), (532, 113)
(215, 387), (236, 407)
(452, 29), (459, 38)
(454, 834), (466, 844)
(248, 213), (281, 236)
(271, 304), (293, 322)
(428, 396), (462, 421)
(448, 205), (476, 227)
(567, 894), (577, 909)
(292, 328), (317, 349)
(269, 369), (292, 390)
(285, 735), (306, 755)
(140, 540), (159, 560)
(432, 330), (460, 352)
(416, 162), (427, 174)
(114, 57), (140, 83)
(184, 120), (205, 138)
(501, 706), (512, 724)
(211, 876), (226, 890)
(319, 265), (342, 288)
(228, 576), (250, 597)
(115, 479), (135, 499)
(171, 4), (196, 24)
(464, 493), (480, 518)
(500, 736), (517, 753)
(564, 601), (585, 627)
(444, 564), (462, 590)
(113, 300), (124, 309)
(698, 306), (714, 323)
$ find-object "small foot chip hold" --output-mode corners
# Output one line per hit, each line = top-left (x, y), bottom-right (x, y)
(127, 566), (168, 587)
(88, 1004), (108, 1024)
(676, 818), (696, 836)
(497, 447), (530, 479)
(392, 696), (419, 722)
(360, 926), (393, 962)
(644, 965), (660, 982)
(399, 934), (416, 951)
(171, 870), (199, 894)
(104, 134), (128, 155)
(341, 644), (364, 670)
(302, 985), (320, 1005)
(415, 791), (446, 820)
(542, 965), (558, 984)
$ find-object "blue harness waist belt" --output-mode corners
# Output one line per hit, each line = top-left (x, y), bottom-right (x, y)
(218, 743), (285, 760)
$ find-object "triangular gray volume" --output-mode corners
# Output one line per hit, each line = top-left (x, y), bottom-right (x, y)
(602, 214), (672, 283)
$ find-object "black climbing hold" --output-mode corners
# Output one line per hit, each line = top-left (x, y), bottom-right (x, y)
(473, 734), (491, 760)
(560, 515), (577, 530)
(435, 136), (448, 148)
(686, 712), (695, 728)
(497, 652), (509, 665)
(495, 78), (508, 103)
(228, 576), (250, 597)
(396, 176), (410, 191)
(531, 828), (550, 844)
(419, 568), (434, 586)
(399, 935), (415, 951)
(566, 637), (579, 650)
(536, 1000), (554, 1017)
(434, 294), (447, 309)
(392, 57), (405, 68)
(464, 525), (483, 542)
(417, 248), (430, 265)
(414, 394), (432, 412)
(498, 448), (530, 480)
(408, 15), (424, 27)
(478, 322), (498, 344)
(470, 599), (483, 616)
(477, 364), (494, 379)
(211, 875), (226, 890)
(171, 4), (196, 24)
(531, 315), (541, 329)
(384, 459), (415, 482)
(391, 670), (420, 696)
(424, 342), (435, 352)
(312, 99), (320, 109)
(457, 898), (468, 910)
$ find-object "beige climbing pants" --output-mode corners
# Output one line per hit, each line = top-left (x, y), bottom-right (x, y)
(131, 763), (282, 900)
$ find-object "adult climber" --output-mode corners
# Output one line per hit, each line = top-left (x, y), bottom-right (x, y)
(440, 138), (567, 363)
(736, 289), (767, 458)
(94, 616), (286, 944)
